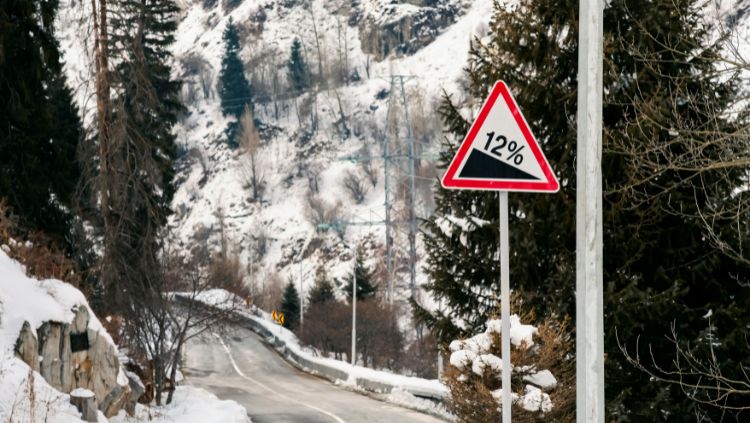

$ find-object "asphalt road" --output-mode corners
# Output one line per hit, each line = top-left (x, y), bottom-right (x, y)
(182, 327), (445, 423)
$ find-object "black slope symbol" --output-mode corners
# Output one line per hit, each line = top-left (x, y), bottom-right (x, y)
(458, 148), (539, 181)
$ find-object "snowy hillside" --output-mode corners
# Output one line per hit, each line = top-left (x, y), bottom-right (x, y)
(163, 0), (492, 307)
(0, 249), (250, 423)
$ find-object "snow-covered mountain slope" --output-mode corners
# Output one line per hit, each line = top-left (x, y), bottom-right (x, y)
(165, 0), (493, 307)
(54, 0), (493, 314)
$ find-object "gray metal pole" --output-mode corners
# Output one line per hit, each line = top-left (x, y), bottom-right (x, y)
(498, 192), (511, 423)
(400, 76), (418, 299)
(576, 0), (605, 421)
(351, 259), (357, 367)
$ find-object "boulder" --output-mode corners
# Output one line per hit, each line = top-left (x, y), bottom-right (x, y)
(13, 306), (133, 418)
(358, 0), (460, 60)
(13, 321), (39, 372)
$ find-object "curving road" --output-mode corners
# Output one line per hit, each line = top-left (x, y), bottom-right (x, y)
(182, 327), (445, 423)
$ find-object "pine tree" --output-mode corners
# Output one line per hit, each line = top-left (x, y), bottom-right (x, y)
(219, 19), (252, 147)
(0, 0), (82, 242)
(339, 249), (377, 303)
(414, 0), (750, 420)
(109, 0), (181, 227)
(287, 38), (310, 94)
(308, 267), (336, 305)
(280, 280), (301, 331)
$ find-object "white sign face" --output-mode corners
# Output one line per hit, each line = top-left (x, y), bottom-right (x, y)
(441, 81), (559, 193)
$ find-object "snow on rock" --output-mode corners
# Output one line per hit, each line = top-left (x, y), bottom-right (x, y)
(471, 353), (503, 377)
(449, 349), (477, 370)
(0, 250), (110, 350)
(0, 250), (133, 418)
(523, 369), (557, 390)
(485, 315), (537, 347)
(70, 388), (96, 398)
(0, 354), (109, 423)
(517, 385), (553, 413)
(449, 332), (492, 354)
(111, 386), (251, 423)
(448, 313), (558, 415)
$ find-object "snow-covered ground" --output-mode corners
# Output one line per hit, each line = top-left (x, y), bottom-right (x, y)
(163, 0), (493, 308)
(54, 0), (495, 321)
(183, 289), (451, 417)
(111, 386), (250, 423)
(0, 250), (250, 423)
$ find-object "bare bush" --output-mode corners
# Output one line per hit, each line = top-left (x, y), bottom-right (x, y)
(299, 301), (351, 360)
(252, 270), (284, 312)
(342, 170), (368, 204)
(238, 106), (264, 201)
(300, 298), (404, 368)
(0, 199), (81, 288)
(619, 322), (750, 414)
(444, 305), (575, 422)
(305, 193), (344, 230)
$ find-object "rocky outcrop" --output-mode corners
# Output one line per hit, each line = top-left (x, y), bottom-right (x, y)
(13, 306), (133, 417)
(357, 0), (461, 60)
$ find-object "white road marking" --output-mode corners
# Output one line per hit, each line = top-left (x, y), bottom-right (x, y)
(217, 335), (347, 423)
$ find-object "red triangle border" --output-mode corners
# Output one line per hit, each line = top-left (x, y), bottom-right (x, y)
(441, 81), (560, 193)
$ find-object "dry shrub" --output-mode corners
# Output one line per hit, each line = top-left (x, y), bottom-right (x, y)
(357, 300), (403, 369)
(342, 170), (368, 204)
(299, 301), (350, 360)
(253, 270), (284, 311)
(305, 193), (344, 229)
(207, 249), (248, 298)
(400, 331), (439, 378)
(0, 199), (81, 288)
(444, 305), (575, 423)
(299, 298), (403, 368)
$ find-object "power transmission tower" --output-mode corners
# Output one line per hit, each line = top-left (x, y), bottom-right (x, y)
(338, 74), (425, 303)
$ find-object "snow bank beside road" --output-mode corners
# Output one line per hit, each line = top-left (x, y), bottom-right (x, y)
(177, 290), (450, 417)
(0, 251), (250, 423)
(111, 386), (250, 423)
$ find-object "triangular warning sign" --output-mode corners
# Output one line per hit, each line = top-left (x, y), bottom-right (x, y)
(441, 81), (559, 193)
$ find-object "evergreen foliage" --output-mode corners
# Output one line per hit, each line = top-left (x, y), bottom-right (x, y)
(287, 38), (310, 94)
(339, 248), (377, 303)
(110, 0), (181, 229)
(0, 0), (82, 242)
(219, 19), (253, 147)
(280, 280), (301, 331)
(414, 0), (750, 420)
(308, 267), (336, 305)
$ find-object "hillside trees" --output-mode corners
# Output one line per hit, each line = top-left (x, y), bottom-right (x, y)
(88, 0), (183, 405)
(280, 280), (301, 331)
(0, 0), (82, 244)
(287, 38), (311, 94)
(238, 106), (264, 201)
(414, 0), (750, 420)
(339, 247), (377, 302)
(308, 267), (336, 305)
(219, 19), (253, 147)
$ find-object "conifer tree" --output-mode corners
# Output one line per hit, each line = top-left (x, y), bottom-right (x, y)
(219, 19), (253, 146)
(287, 38), (310, 94)
(414, 0), (750, 420)
(308, 267), (336, 305)
(280, 280), (301, 331)
(340, 248), (377, 303)
(0, 0), (82, 242)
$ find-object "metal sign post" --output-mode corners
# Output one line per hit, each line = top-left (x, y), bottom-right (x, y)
(441, 81), (559, 421)
(498, 192), (511, 423)
(351, 260), (357, 367)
